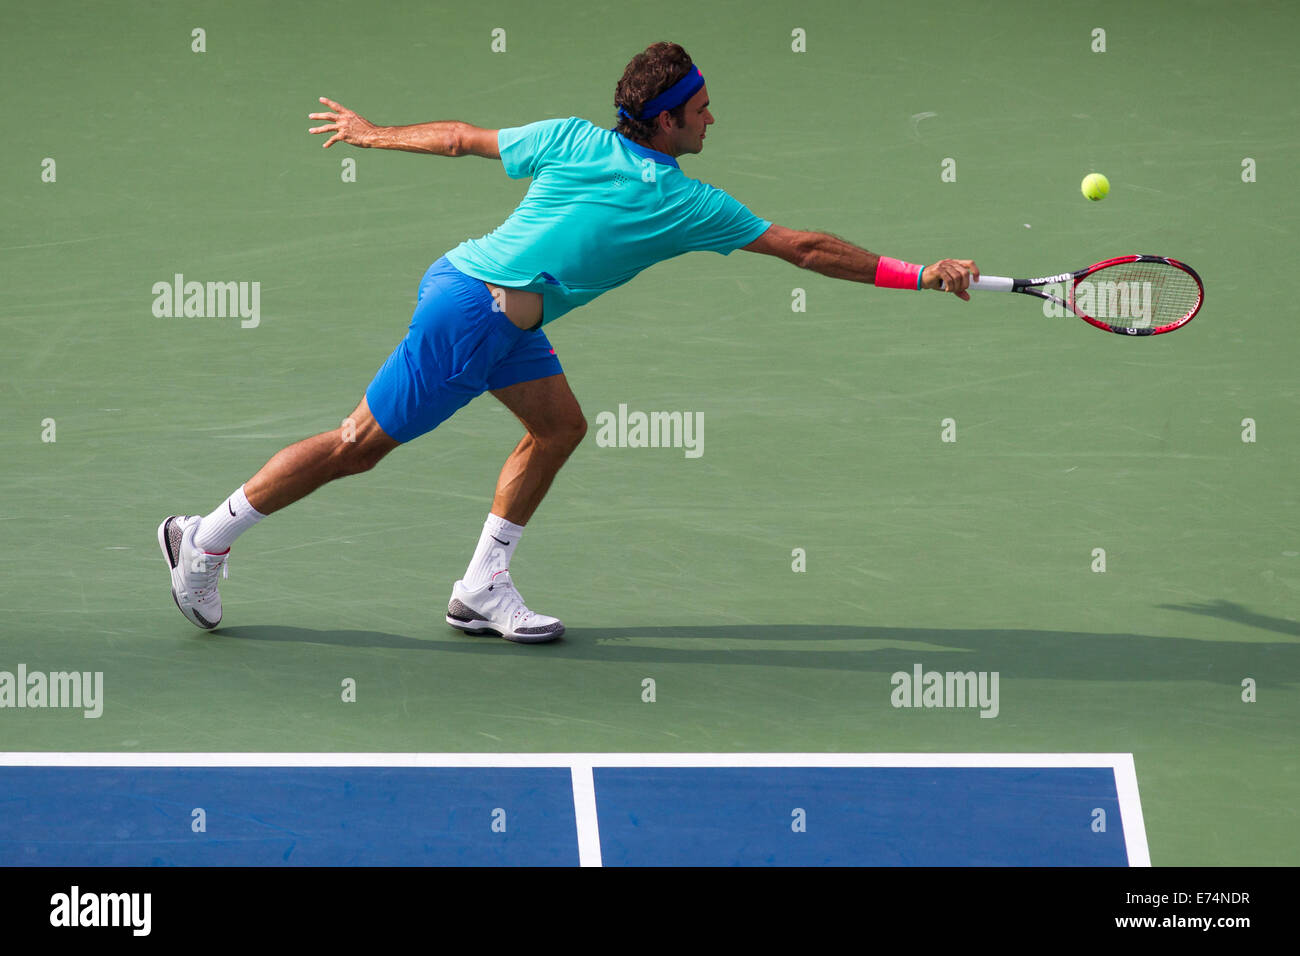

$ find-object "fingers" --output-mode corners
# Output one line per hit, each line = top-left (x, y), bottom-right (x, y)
(309, 96), (341, 140)
(311, 98), (358, 147)
(939, 260), (970, 295)
(930, 258), (979, 299)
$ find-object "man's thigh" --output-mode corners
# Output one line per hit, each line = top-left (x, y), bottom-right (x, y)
(490, 373), (585, 439)
(365, 264), (561, 444)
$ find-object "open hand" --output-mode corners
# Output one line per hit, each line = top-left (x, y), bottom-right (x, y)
(308, 97), (377, 148)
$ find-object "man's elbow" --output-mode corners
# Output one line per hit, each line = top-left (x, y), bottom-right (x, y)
(448, 122), (471, 157)
(792, 232), (820, 270)
(452, 124), (500, 159)
(746, 226), (820, 270)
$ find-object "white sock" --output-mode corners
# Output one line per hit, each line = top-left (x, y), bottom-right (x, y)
(194, 484), (265, 553)
(463, 513), (525, 589)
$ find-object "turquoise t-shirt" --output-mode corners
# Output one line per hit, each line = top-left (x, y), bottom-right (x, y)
(443, 116), (772, 325)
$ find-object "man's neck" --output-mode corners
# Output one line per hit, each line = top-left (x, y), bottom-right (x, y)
(619, 127), (678, 158)
(635, 137), (678, 159)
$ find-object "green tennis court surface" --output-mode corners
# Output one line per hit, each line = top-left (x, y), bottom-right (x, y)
(1, 0), (1296, 866)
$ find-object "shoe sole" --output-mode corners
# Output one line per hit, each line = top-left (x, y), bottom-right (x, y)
(158, 516), (219, 631)
(445, 614), (564, 644)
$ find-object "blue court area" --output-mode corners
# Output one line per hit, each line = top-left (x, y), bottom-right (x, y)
(595, 767), (1127, 866)
(0, 766), (579, 866)
(0, 759), (1136, 866)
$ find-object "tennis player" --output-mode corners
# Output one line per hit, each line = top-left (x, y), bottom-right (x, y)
(158, 42), (977, 642)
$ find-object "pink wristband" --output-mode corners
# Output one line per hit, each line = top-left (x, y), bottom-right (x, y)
(874, 256), (923, 290)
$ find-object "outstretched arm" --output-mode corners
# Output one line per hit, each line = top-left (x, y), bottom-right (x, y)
(307, 97), (500, 158)
(742, 224), (978, 300)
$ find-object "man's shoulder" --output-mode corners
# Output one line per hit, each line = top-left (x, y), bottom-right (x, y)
(545, 118), (636, 166)
(562, 116), (610, 143)
(672, 171), (734, 199)
(513, 116), (608, 151)
(504, 115), (593, 138)
(529, 115), (598, 134)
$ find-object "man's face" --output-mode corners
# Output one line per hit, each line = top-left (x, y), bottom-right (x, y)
(666, 83), (712, 154)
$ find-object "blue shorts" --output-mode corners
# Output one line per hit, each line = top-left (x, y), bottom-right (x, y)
(365, 256), (563, 443)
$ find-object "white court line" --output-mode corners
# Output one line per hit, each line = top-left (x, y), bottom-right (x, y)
(0, 752), (1138, 768)
(0, 752), (1146, 866)
(569, 765), (603, 868)
(1112, 753), (1151, 867)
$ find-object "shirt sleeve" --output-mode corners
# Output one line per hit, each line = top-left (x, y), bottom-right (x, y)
(497, 117), (576, 180)
(679, 181), (773, 255)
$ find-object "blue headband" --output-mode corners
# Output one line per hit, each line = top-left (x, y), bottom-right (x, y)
(616, 65), (704, 122)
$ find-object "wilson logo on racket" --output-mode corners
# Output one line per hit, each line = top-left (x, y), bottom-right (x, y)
(953, 255), (1203, 336)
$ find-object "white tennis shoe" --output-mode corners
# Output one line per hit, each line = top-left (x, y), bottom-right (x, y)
(446, 570), (565, 643)
(158, 515), (229, 630)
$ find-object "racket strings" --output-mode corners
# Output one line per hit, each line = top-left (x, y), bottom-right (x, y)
(1075, 262), (1201, 329)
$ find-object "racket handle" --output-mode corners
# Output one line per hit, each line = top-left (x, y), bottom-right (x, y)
(939, 274), (1013, 292)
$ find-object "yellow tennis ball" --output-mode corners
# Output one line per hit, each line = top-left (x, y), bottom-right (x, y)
(1082, 172), (1110, 201)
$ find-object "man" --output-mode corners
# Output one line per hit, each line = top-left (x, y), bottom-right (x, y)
(158, 41), (977, 643)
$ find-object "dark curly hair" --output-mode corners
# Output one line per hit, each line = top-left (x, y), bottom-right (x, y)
(614, 42), (694, 144)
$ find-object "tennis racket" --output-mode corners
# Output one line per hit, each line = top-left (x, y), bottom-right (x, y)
(947, 254), (1203, 336)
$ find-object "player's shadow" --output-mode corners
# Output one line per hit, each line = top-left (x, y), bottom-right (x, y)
(217, 599), (1300, 687)
(218, 626), (436, 653)
(1156, 599), (1300, 638)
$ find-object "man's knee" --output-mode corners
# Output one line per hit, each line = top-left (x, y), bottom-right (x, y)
(542, 413), (587, 454)
(332, 429), (394, 476)
(569, 414), (589, 446)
